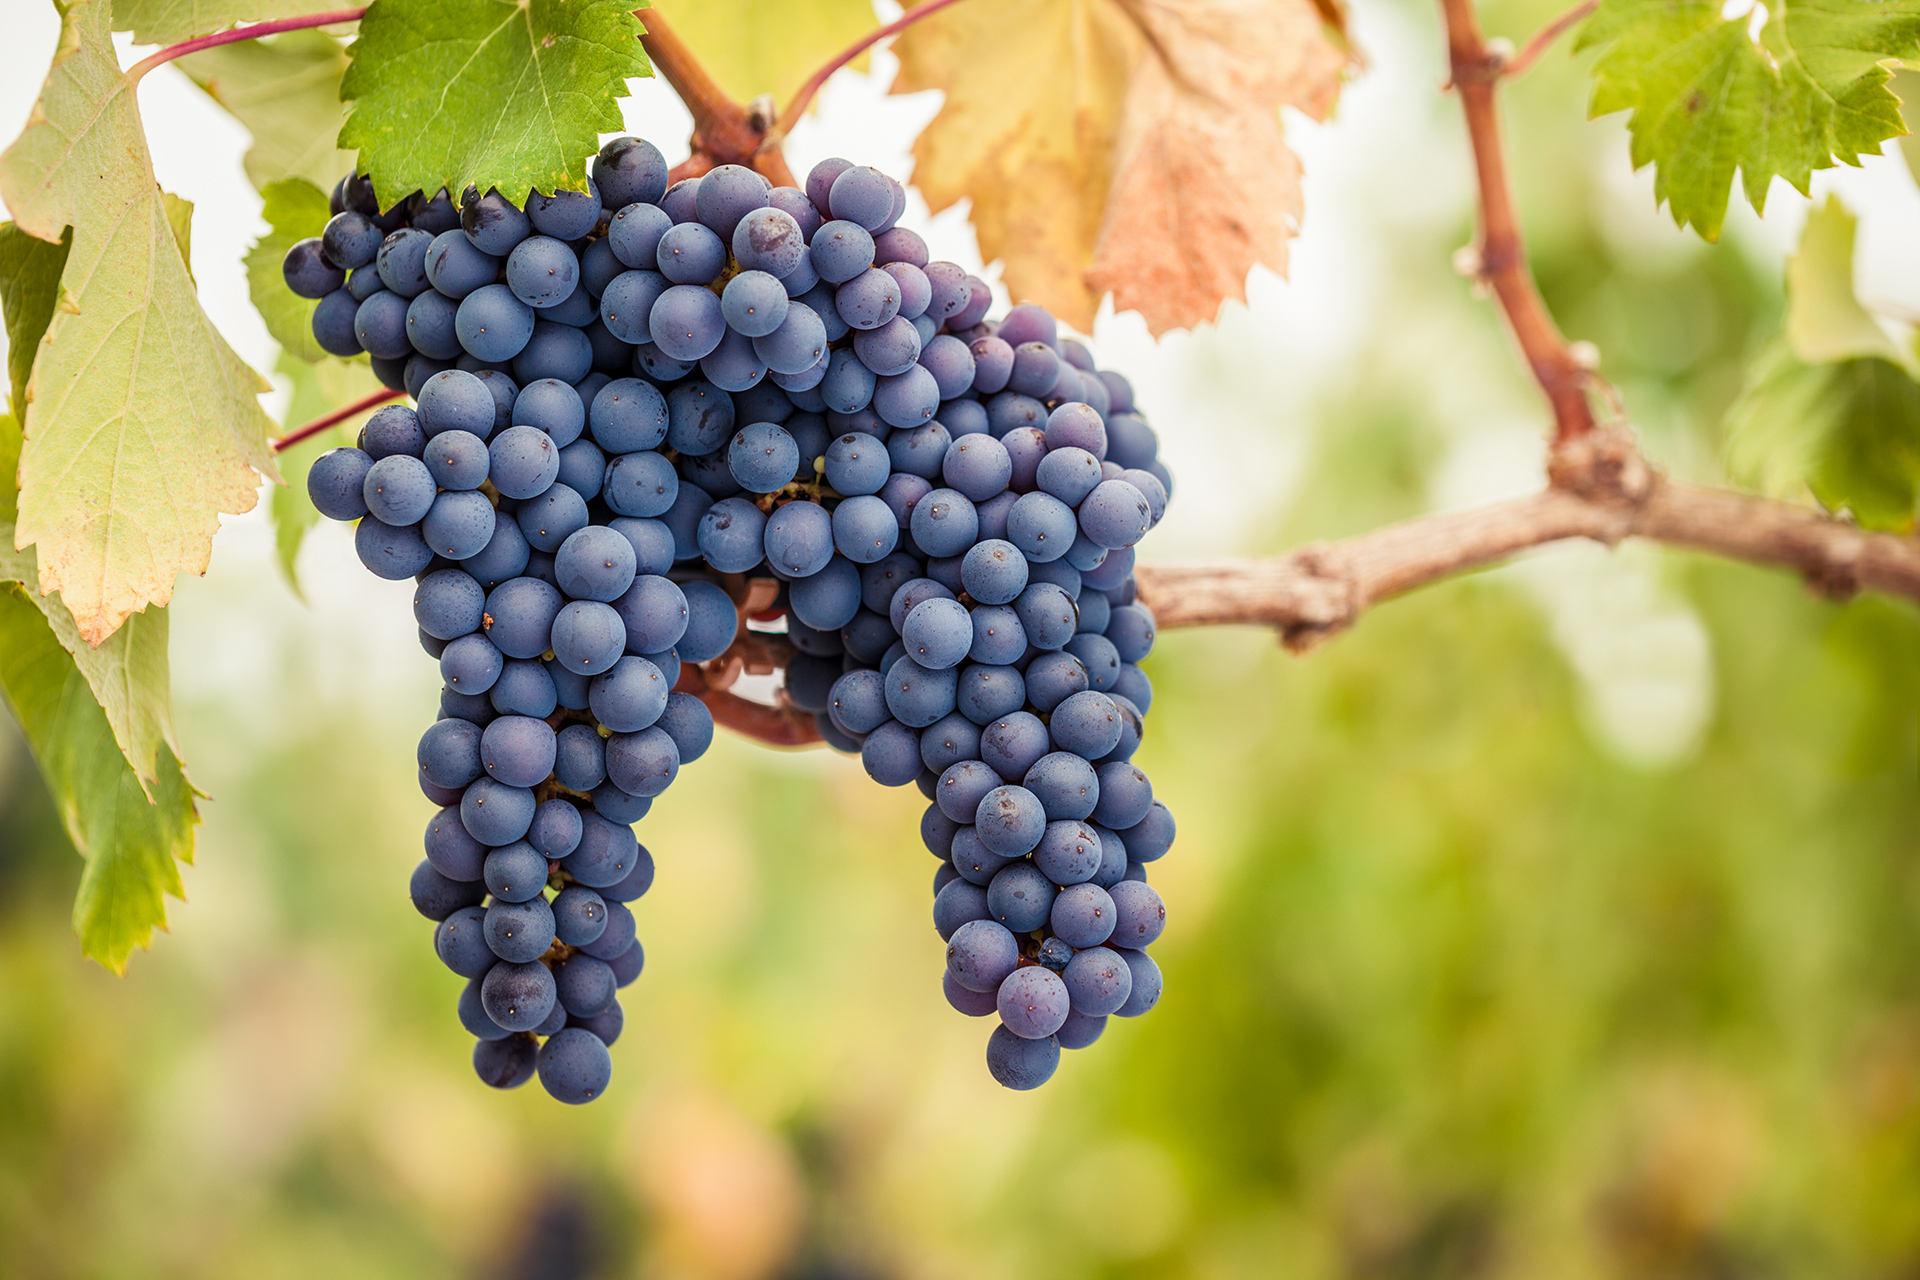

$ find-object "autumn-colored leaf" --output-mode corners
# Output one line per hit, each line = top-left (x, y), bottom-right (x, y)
(0, 0), (278, 646)
(893, 0), (1353, 333)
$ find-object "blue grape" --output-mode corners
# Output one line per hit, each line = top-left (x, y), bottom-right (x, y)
(414, 568), (486, 639)
(483, 575), (564, 659)
(425, 806), (487, 881)
(650, 284), (727, 361)
(1005, 341), (1060, 398)
(676, 579), (739, 663)
(601, 845), (657, 903)
(491, 659), (558, 718)
(909, 488), (978, 558)
(919, 713), (982, 775)
(354, 289), (412, 358)
(608, 200), (673, 269)
(1055, 1010), (1106, 1050)
(423, 489), (498, 559)
(556, 438), (605, 500)
(810, 219), (875, 283)
(787, 556), (864, 629)
(985, 1024), (1059, 1089)
(821, 348), (876, 413)
(405, 356), (454, 400)
(946, 918), (1019, 993)
(322, 210), (381, 269)
(308, 446), (373, 520)
(655, 691), (714, 764)
(1064, 634), (1120, 693)
(806, 157), (855, 209)
(312, 288), (362, 355)
(830, 495), (898, 563)
(787, 652), (842, 712)
(752, 302), (828, 375)
(283, 236), (344, 298)
(874, 365), (940, 429)
(1079, 480), (1152, 548)
(1036, 447), (1103, 507)
(827, 165), (894, 230)
(610, 517), (678, 576)
(1092, 761), (1154, 830)
(1075, 588), (1111, 635)
(595, 135), (670, 208)
(1121, 802), (1175, 863)
(405, 289), (462, 360)
(550, 600), (626, 675)
(950, 826), (1012, 886)
(488, 425), (561, 498)
(1006, 492), (1077, 562)
(976, 786), (1047, 859)
(934, 879), (991, 942)
(835, 267), (901, 331)
(829, 669), (889, 735)
(873, 226), (928, 267)
(605, 725), (679, 797)
(942, 434), (1012, 502)
(527, 182), (601, 239)
(568, 814), (639, 890)
(862, 720), (922, 786)
(859, 552), (922, 614)
(1113, 949), (1162, 1017)
(554, 723), (608, 792)
(987, 392), (1046, 438)
(1063, 945), (1132, 1015)
(887, 421), (949, 479)
(555, 953), (617, 1017)
(997, 966), (1070, 1039)
(599, 268), (669, 343)
(423, 229), (500, 298)
(537, 1027), (613, 1104)
(887, 577), (953, 634)
(656, 220), (728, 283)
(721, 270), (789, 337)
(460, 773), (536, 847)
(588, 656), (669, 733)
(958, 665), (1026, 725)
(885, 659), (959, 728)
(839, 610), (892, 666)
(461, 188), (530, 255)
(944, 968), (999, 1016)
(512, 321), (593, 386)
(1025, 753), (1099, 822)
(884, 261), (931, 319)
(441, 631), (505, 693)
(418, 717), (483, 789)
(981, 710), (1049, 780)
(483, 841), (550, 902)
(941, 397), (991, 439)
(937, 759), (1003, 824)
(969, 335), (1014, 393)
(1105, 410), (1157, 468)
(731, 205), (806, 276)
(824, 432), (889, 495)
(412, 859), (486, 920)
(555, 525), (638, 601)
(424, 429), (490, 490)
(355, 516), (434, 579)
(603, 450), (680, 518)
(1024, 651), (1089, 712)
(960, 539), (1027, 604)
(1108, 879), (1166, 948)
(1027, 556), (1082, 599)
(505, 236), (579, 308)
(1003, 427), (1047, 492)
(482, 958), (557, 1032)
(456, 284), (535, 362)
(480, 714), (556, 788)
(515, 482), (589, 553)
(694, 164), (769, 238)
(854, 316), (922, 376)
(1051, 881), (1116, 947)
(458, 975), (512, 1040)
(1049, 690), (1123, 760)
(1014, 582), (1078, 650)
(362, 454), (435, 526)
(436, 906), (496, 976)
(666, 379), (736, 456)
(612, 574), (689, 654)
(903, 597), (972, 670)
(529, 798), (584, 860)
(1084, 546), (1135, 592)
(763, 500), (835, 578)
(511, 376), (586, 445)
(729, 422), (798, 493)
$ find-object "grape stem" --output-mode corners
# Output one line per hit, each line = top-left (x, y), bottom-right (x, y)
(765, 0), (974, 148)
(1502, 0), (1599, 80)
(1441, 0), (1597, 442)
(272, 386), (403, 452)
(127, 8), (367, 83)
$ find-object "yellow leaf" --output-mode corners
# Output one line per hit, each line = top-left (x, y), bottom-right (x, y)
(0, 0), (278, 646)
(1785, 196), (1903, 367)
(653, 0), (876, 107)
(894, 0), (1352, 333)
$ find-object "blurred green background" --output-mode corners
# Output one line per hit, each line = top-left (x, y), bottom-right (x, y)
(5, 0), (1920, 1275)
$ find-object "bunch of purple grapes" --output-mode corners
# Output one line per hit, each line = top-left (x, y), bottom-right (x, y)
(284, 134), (1175, 1095)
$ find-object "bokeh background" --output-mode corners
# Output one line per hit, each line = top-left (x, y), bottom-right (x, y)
(4, 0), (1920, 1275)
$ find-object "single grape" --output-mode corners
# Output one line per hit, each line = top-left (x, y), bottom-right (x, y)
(1113, 948), (1162, 1017)
(676, 579), (739, 663)
(436, 906), (496, 976)
(1051, 881), (1116, 948)
(441, 631), (505, 694)
(483, 841), (550, 903)
(555, 953), (618, 1018)
(604, 725), (680, 798)
(595, 136), (670, 209)
(526, 182), (601, 240)
(537, 1027), (613, 1104)
(997, 966), (1070, 1039)
(947, 918), (1020, 993)
(985, 1024), (1059, 1090)
(473, 1034), (539, 1089)
(1107, 879), (1167, 948)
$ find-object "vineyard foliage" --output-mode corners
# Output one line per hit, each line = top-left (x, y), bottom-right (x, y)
(0, 0), (1915, 970)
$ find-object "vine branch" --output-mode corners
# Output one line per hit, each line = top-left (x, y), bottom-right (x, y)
(637, 7), (796, 188)
(1442, 0), (1596, 441)
(127, 8), (366, 82)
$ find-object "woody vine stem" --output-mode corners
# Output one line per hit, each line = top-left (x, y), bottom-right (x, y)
(192, 1), (1920, 746)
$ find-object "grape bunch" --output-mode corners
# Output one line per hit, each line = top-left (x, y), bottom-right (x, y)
(284, 136), (1175, 1096)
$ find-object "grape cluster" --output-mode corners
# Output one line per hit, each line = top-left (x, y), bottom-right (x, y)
(286, 137), (1175, 1095)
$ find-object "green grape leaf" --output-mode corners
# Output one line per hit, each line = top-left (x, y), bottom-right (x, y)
(1786, 196), (1903, 364)
(111, 0), (346, 46)
(249, 178), (333, 362)
(270, 352), (385, 593)
(1577, 0), (1920, 240)
(339, 0), (651, 207)
(649, 0), (873, 107)
(0, 0), (279, 646)
(0, 222), (70, 422)
(0, 578), (197, 974)
(1726, 340), (1920, 528)
(177, 29), (356, 193)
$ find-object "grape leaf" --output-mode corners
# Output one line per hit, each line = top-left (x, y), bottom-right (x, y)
(893, 0), (1351, 333)
(1786, 196), (1904, 365)
(0, 0), (279, 647)
(0, 578), (197, 974)
(177, 29), (357, 194)
(270, 352), (384, 594)
(339, 0), (652, 208)
(1577, 0), (1920, 241)
(649, 0), (874, 107)
(112, 0), (348, 44)
(1726, 342), (1920, 528)
(249, 178), (333, 362)
(0, 222), (70, 420)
